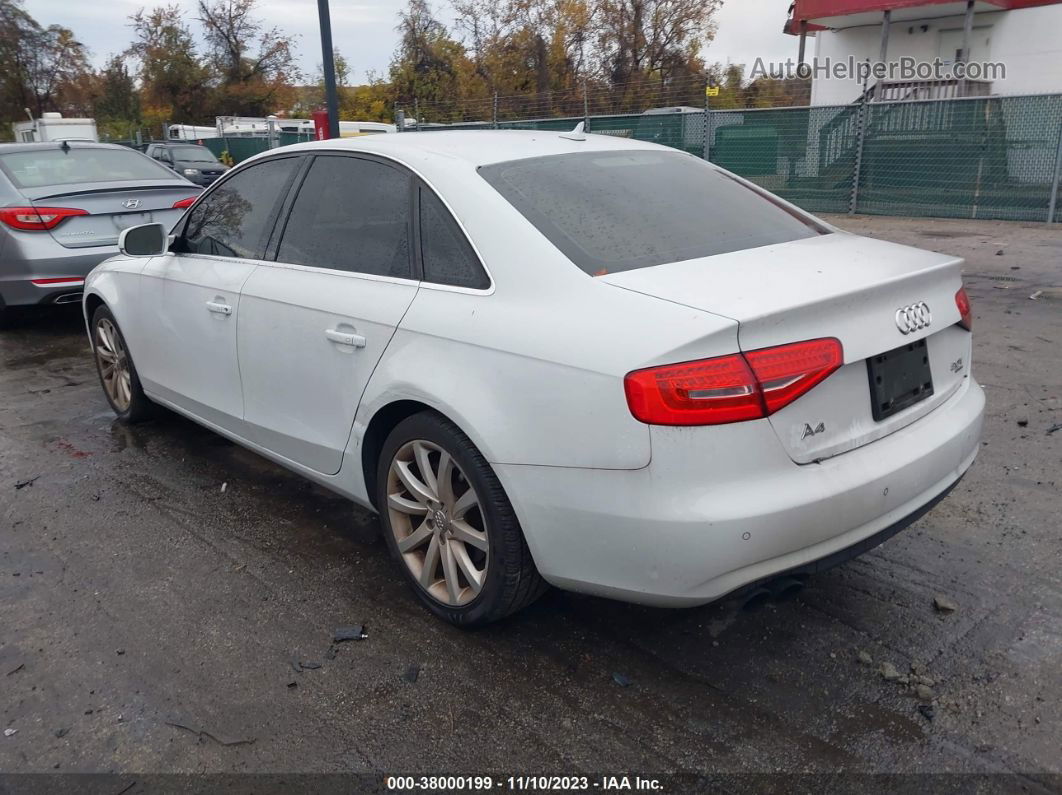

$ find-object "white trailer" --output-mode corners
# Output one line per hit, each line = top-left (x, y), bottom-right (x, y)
(12, 113), (99, 143)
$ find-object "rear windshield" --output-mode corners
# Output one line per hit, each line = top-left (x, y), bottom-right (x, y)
(478, 150), (827, 275)
(0, 147), (176, 189)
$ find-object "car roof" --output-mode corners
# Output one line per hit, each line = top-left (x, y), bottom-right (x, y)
(279, 129), (668, 168)
(0, 141), (133, 155)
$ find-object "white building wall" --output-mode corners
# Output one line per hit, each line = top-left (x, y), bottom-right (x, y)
(809, 5), (1062, 105)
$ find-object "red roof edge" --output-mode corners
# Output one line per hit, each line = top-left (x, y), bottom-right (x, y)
(785, 0), (1061, 34)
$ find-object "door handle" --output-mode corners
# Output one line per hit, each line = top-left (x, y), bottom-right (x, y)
(206, 300), (232, 316)
(325, 329), (366, 348)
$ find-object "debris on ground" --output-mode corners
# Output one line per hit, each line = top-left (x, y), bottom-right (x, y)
(286, 680), (297, 689)
(14, 476), (40, 490)
(6, 663), (24, 676)
(933, 595), (959, 614)
(289, 657), (302, 674)
(857, 650), (873, 666)
(333, 625), (367, 642)
(995, 249), (1004, 256)
(880, 662), (902, 682)
(54, 728), (68, 738)
(220, 482), (227, 493)
(1017, 419), (1029, 428)
(915, 684), (935, 701)
(1047, 423), (1062, 436)
(165, 720), (255, 747)
(1029, 290), (1043, 300)
(403, 664), (421, 684)
(4, 728), (16, 737)
(612, 672), (632, 687)
(918, 704), (936, 721)
(116, 649), (125, 656)
(300, 661), (321, 670)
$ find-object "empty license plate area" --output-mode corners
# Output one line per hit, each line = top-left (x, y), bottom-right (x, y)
(867, 339), (934, 421)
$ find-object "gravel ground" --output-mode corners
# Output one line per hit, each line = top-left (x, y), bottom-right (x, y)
(0, 214), (1059, 787)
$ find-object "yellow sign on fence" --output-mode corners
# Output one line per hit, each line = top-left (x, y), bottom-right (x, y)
(705, 86), (720, 97)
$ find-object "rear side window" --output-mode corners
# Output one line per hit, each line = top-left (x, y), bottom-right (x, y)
(478, 150), (826, 276)
(0, 147), (176, 189)
(277, 155), (412, 279)
(419, 188), (489, 289)
(183, 157), (298, 259)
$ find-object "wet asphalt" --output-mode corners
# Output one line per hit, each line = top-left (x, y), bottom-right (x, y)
(0, 215), (1060, 783)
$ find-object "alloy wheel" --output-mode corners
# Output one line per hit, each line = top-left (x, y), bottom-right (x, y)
(95, 318), (132, 412)
(386, 439), (489, 606)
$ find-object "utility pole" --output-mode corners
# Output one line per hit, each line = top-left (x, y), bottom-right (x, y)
(317, 0), (340, 139)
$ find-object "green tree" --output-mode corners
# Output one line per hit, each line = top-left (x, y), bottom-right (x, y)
(389, 0), (473, 122)
(197, 0), (301, 116)
(95, 55), (140, 123)
(128, 4), (211, 123)
(0, 0), (90, 132)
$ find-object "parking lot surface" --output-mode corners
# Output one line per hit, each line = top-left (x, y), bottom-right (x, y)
(1, 215), (1060, 782)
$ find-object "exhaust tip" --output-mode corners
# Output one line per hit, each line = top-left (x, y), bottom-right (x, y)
(52, 292), (83, 305)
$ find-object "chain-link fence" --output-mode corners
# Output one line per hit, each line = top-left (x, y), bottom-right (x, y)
(168, 89), (1062, 224)
(408, 92), (1062, 223)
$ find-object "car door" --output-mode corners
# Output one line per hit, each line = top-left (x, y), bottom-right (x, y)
(135, 155), (301, 431)
(237, 153), (420, 475)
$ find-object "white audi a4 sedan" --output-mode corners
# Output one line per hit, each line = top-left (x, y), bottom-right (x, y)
(83, 131), (984, 626)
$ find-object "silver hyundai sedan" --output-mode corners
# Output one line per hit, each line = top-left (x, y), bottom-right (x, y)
(0, 141), (201, 323)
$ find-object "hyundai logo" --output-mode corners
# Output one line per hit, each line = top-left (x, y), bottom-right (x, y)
(895, 301), (932, 335)
(122, 199), (142, 210)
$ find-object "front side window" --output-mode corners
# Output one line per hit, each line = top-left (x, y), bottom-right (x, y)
(276, 155), (412, 279)
(478, 150), (827, 276)
(182, 157), (298, 259)
(419, 188), (489, 289)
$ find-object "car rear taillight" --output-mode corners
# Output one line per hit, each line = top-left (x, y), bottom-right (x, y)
(955, 287), (972, 331)
(0, 206), (88, 231)
(624, 338), (843, 426)
(172, 197), (197, 209)
(744, 338), (844, 415)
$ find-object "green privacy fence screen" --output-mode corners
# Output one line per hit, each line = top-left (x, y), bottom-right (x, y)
(421, 92), (1062, 223)
(202, 131), (315, 163)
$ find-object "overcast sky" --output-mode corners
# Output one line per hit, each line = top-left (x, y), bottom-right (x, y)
(25, 0), (800, 85)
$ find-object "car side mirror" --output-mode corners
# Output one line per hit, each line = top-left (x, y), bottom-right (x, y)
(119, 223), (169, 257)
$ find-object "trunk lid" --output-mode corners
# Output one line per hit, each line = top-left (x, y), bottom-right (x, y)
(26, 181), (201, 249)
(602, 232), (971, 463)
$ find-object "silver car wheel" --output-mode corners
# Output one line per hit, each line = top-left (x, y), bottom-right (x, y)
(95, 317), (132, 412)
(386, 439), (489, 606)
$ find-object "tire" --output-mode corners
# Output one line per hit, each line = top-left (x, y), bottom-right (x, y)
(90, 305), (155, 423)
(376, 411), (546, 627)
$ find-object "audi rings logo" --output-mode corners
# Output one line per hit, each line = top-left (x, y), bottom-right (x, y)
(895, 302), (932, 335)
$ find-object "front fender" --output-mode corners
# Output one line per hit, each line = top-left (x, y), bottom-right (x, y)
(83, 256), (149, 356)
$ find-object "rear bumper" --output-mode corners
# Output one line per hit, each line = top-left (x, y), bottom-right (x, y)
(496, 376), (984, 607)
(1, 246), (118, 308)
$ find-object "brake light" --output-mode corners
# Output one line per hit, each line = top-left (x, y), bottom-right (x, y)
(624, 338), (843, 426)
(955, 287), (972, 331)
(744, 338), (844, 415)
(0, 206), (88, 231)
(172, 197), (197, 209)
